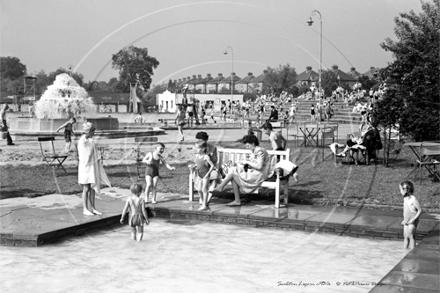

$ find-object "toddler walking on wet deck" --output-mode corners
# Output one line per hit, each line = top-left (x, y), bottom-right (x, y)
(399, 181), (422, 250)
(120, 183), (149, 242)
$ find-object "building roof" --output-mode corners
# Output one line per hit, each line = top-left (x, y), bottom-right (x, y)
(206, 74), (226, 84)
(362, 67), (379, 79)
(221, 73), (241, 84)
(347, 67), (362, 79)
(296, 67), (319, 81)
(199, 74), (213, 84)
(236, 72), (256, 84)
(331, 65), (357, 82)
(251, 70), (269, 83)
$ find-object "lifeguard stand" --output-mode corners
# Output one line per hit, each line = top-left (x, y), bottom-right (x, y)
(19, 76), (37, 109)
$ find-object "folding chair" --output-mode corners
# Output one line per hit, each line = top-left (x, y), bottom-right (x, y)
(38, 137), (68, 174)
(414, 144), (440, 184)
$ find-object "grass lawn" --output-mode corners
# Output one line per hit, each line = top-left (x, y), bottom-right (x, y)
(1, 141), (439, 212)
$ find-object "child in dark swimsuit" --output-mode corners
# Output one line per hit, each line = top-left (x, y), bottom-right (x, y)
(120, 183), (149, 242)
(190, 141), (215, 210)
(56, 117), (76, 153)
(399, 181), (422, 250)
(142, 142), (176, 203)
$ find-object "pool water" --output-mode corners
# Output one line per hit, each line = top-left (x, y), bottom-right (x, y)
(1, 219), (407, 293)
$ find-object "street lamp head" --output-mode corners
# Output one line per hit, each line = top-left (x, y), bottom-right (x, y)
(223, 50), (228, 55)
(306, 17), (314, 26)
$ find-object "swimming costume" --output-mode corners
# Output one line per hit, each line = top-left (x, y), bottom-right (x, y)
(129, 198), (146, 227)
(145, 154), (161, 178)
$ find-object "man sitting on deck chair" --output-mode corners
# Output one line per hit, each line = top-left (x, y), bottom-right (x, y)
(333, 124), (382, 164)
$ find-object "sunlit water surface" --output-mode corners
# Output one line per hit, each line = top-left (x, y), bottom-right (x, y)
(1, 219), (407, 293)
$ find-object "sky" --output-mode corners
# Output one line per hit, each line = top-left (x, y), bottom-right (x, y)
(1, 0), (424, 86)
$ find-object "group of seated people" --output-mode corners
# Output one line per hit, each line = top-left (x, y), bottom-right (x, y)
(329, 123), (382, 164)
(190, 124), (297, 209)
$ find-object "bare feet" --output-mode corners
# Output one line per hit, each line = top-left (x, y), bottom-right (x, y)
(151, 200), (157, 204)
(226, 201), (241, 207)
(92, 209), (102, 215)
(198, 205), (208, 211)
(83, 210), (94, 216)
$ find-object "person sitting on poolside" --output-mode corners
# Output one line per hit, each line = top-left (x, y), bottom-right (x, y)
(213, 134), (270, 206)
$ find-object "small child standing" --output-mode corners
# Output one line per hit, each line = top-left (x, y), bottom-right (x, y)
(120, 183), (149, 242)
(399, 181), (422, 250)
(143, 142), (176, 203)
(190, 141), (215, 210)
(56, 117), (76, 152)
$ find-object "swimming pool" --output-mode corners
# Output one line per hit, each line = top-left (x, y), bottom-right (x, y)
(1, 219), (407, 293)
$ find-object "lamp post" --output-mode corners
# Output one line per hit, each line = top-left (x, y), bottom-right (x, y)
(223, 46), (234, 114)
(307, 10), (322, 100)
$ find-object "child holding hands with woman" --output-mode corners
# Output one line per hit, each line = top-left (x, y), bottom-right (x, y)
(399, 181), (422, 250)
(143, 142), (175, 204)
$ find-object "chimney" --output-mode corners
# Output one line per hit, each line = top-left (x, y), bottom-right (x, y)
(178, 79), (182, 82)
(350, 67), (356, 71)
(248, 72), (253, 76)
(263, 70), (268, 74)
(370, 66), (375, 70)
(218, 73), (223, 77)
(192, 75), (196, 79)
(232, 72), (235, 76)
(332, 65), (338, 70)
(306, 66), (312, 71)
(187, 76), (191, 80)
(207, 74), (212, 78)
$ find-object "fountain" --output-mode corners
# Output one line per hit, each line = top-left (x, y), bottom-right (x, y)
(11, 73), (119, 132)
(10, 73), (164, 139)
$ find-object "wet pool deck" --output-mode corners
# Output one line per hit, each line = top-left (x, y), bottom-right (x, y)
(0, 187), (438, 292)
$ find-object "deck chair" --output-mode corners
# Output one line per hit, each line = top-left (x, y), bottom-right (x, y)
(38, 137), (68, 174)
(134, 136), (159, 180)
(414, 144), (440, 184)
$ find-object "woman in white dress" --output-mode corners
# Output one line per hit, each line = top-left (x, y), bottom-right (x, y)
(78, 122), (111, 216)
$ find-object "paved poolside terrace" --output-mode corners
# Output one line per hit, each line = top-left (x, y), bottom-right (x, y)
(0, 187), (438, 292)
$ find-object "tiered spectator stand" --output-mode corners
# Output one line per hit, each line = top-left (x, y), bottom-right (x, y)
(294, 99), (362, 124)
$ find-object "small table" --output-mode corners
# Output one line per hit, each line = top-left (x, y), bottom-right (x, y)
(299, 123), (321, 147)
(405, 141), (440, 179)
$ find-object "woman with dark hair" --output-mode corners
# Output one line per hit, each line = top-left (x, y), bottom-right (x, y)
(213, 134), (270, 206)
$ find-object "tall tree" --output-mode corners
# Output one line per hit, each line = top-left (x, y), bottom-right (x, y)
(379, 0), (440, 141)
(265, 64), (298, 96)
(111, 46), (159, 93)
(0, 56), (26, 80)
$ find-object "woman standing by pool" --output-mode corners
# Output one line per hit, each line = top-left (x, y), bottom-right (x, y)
(213, 134), (270, 206)
(78, 122), (111, 216)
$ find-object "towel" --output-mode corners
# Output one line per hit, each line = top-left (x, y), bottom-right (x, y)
(78, 135), (111, 194)
(268, 159), (298, 178)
